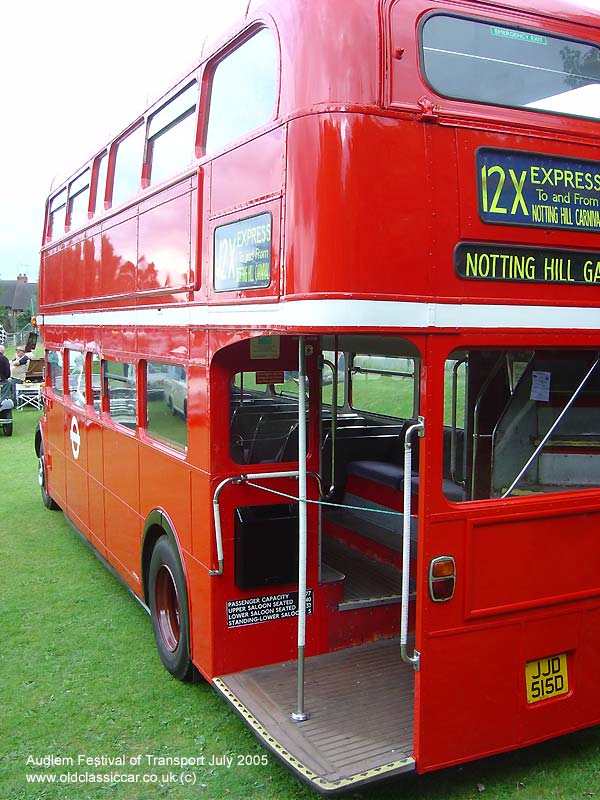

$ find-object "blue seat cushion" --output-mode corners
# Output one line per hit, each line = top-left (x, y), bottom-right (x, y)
(347, 460), (404, 488)
(347, 461), (421, 496)
(442, 479), (466, 503)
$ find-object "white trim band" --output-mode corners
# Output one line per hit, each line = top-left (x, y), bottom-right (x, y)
(37, 298), (600, 331)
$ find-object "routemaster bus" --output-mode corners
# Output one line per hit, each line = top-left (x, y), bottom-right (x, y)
(36, 0), (600, 792)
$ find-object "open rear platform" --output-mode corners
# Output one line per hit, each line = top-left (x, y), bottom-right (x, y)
(213, 638), (415, 793)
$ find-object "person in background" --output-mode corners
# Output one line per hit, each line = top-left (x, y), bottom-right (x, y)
(10, 345), (31, 400)
(0, 345), (10, 402)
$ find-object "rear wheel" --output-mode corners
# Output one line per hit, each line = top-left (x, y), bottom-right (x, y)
(38, 439), (59, 509)
(149, 536), (195, 681)
(2, 419), (12, 436)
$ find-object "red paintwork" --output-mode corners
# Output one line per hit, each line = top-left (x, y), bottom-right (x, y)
(37, 0), (600, 783)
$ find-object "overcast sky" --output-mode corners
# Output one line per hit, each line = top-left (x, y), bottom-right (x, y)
(0, 0), (243, 282)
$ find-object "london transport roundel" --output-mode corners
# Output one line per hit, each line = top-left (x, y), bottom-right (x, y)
(70, 415), (81, 460)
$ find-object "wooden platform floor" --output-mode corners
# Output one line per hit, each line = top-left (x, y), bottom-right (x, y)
(214, 638), (415, 793)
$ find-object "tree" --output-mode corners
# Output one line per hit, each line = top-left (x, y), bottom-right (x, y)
(16, 297), (37, 331)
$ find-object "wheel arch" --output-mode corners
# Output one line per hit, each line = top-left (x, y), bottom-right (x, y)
(141, 509), (189, 607)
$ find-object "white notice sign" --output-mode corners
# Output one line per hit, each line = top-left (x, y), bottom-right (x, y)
(530, 371), (551, 402)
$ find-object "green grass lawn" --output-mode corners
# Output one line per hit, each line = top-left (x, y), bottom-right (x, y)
(1, 410), (599, 800)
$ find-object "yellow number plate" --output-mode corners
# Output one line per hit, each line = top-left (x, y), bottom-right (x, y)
(525, 653), (569, 704)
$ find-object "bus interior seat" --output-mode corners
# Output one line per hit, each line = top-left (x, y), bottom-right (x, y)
(344, 425), (466, 503)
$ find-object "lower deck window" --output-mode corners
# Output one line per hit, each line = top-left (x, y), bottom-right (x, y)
(67, 350), (86, 406)
(146, 362), (188, 449)
(91, 353), (101, 411)
(444, 348), (600, 501)
(46, 350), (63, 395)
(350, 354), (416, 418)
(103, 359), (136, 429)
(230, 372), (307, 465)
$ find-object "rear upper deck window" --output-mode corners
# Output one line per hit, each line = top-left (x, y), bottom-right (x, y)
(205, 28), (278, 155)
(421, 15), (600, 121)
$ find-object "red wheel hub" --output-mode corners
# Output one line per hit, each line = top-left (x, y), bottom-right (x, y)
(155, 565), (181, 652)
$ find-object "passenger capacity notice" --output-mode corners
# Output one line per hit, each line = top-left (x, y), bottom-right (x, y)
(477, 148), (600, 231)
(226, 591), (313, 628)
(455, 242), (600, 285)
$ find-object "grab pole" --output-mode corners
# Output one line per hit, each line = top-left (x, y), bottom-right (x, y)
(400, 417), (424, 670)
(292, 336), (309, 721)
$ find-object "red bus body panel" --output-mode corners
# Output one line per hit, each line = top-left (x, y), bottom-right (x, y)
(37, 0), (600, 786)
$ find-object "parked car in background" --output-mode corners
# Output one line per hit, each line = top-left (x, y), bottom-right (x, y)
(164, 365), (187, 418)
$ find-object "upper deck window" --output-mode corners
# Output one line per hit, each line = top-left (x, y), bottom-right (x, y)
(68, 170), (90, 230)
(48, 190), (67, 241)
(147, 82), (197, 185)
(92, 152), (108, 216)
(205, 28), (278, 155)
(421, 15), (600, 121)
(111, 124), (145, 207)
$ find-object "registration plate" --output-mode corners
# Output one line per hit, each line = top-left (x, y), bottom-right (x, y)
(525, 653), (569, 704)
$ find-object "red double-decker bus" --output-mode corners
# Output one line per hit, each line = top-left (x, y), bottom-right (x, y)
(36, 0), (600, 792)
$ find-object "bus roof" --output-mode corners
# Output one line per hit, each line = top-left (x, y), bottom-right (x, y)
(46, 0), (600, 198)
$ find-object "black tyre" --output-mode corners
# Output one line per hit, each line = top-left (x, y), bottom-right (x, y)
(38, 439), (59, 510)
(2, 421), (12, 436)
(149, 536), (195, 681)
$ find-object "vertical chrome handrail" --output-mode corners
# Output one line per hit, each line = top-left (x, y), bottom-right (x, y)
(292, 335), (309, 721)
(450, 357), (467, 485)
(322, 358), (338, 497)
(401, 416), (424, 671)
(470, 354), (506, 499)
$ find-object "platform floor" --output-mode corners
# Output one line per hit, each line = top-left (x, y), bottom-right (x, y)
(214, 638), (415, 793)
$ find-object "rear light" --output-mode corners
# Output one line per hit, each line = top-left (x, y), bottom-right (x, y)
(429, 556), (456, 602)
(431, 559), (454, 578)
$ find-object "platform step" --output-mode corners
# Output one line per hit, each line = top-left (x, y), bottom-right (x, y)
(322, 537), (413, 610)
(326, 499), (417, 554)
